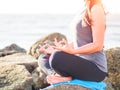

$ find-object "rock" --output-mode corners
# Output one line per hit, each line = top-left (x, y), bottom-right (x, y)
(105, 47), (120, 90)
(39, 77), (114, 90)
(31, 67), (49, 90)
(28, 32), (67, 59)
(0, 65), (32, 90)
(103, 77), (114, 90)
(41, 84), (91, 90)
(0, 44), (26, 57)
(0, 53), (37, 67)
(0, 53), (41, 90)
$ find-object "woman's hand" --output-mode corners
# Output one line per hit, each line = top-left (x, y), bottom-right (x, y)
(38, 44), (56, 54)
(53, 39), (75, 54)
(38, 38), (74, 54)
(54, 38), (66, 47)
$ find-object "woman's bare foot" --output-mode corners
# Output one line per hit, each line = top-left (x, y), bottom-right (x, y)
(46, 74), (72, 84)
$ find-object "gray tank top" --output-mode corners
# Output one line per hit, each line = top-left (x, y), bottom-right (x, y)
(72, 12), (108, 73)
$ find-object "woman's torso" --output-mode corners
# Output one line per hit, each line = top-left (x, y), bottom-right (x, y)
(71, 11), (108, 72)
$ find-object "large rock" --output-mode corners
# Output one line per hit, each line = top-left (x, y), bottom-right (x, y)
(28, 32), (67, 59)
(39, 77), (114, 90)
(41, 84), (91, 90)
(0, 65), (32, 90)
(0, 44), (26, 57)
(0, 53), (37, 68)
(0, 53), (43, 90)
(104, 77), (114, 90)
(105, 47), (120, 90)
(31, 67), (49, 90)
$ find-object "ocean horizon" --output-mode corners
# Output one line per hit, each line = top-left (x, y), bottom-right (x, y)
(0, 13), (120, 51)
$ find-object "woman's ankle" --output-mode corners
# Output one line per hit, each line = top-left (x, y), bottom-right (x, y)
(46, 75), (72, 84)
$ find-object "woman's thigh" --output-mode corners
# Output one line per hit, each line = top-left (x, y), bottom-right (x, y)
(50, 51), (106, 82)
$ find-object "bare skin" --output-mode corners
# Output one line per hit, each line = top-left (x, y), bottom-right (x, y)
(46, 74), (72, 84)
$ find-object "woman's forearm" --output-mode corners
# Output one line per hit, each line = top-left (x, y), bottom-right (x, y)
(73, 42), (103, 54)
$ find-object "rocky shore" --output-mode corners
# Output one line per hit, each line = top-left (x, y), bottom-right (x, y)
(0, 32), (119, 90)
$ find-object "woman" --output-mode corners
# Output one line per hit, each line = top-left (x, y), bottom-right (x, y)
(39, 0), (108, 84)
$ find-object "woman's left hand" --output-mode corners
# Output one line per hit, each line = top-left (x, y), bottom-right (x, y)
(38, 44), (56, 54)
(53, 39), (74, 54)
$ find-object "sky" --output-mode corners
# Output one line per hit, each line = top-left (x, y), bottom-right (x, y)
(0, 0), (120, 14)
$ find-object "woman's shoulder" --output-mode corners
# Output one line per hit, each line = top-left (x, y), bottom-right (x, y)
(90, 4), (105, 18)
(91, 4), (104, 13)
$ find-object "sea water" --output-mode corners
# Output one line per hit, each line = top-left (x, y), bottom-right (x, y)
(0, 14), (120, 51)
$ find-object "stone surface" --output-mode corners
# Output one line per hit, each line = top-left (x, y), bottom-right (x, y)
(103, 77), (114, 90)
(39, 77), (114, 90)
(0, 65), (32, 90)
(31, 67), (49, 90)
(0, 53), (37, 67)
(28, 32), (67, 59)
(105, 47), (120, 90)
(41, 85), (91, 90)
(0, 43), (26, 57)
(0, 53), (39, 90)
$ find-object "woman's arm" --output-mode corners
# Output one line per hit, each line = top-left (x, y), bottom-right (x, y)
(54, 5), (106, 54)
(73, 4), (106, 54)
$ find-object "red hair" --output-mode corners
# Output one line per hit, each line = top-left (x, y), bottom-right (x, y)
(83, 0), (104, 25)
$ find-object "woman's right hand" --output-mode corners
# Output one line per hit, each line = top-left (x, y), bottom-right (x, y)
(38, 44), (56, 54)
(38, 38), (67, 54)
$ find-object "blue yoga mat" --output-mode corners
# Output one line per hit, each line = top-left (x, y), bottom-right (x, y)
(51, 79), (106, 90)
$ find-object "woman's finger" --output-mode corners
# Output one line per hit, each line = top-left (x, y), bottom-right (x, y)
(38, 44), (48, 52)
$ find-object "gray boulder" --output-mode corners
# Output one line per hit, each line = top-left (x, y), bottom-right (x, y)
(0, 64), (32, 90)
(40, 85), (91, 90)
(39, 77), (114, 90)
(105, 47), (120, 90)
(0, 44), (26, 57)
(28, 32), (67, 59)
(0, 53), (39, 90)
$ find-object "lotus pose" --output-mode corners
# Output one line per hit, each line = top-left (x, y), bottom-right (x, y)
(38, 0), (108, 84)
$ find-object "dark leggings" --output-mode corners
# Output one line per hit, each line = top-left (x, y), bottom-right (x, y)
(49, 51), (107, 82)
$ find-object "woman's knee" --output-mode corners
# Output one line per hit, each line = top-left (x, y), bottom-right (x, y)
(51, 51), (63, 60)
(49, 51), (64, 68)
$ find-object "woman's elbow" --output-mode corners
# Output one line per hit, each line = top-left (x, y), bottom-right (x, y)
(93, 42), (103, 52)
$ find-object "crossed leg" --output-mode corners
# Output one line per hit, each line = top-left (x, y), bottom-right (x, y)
(46, 73), (72, 84)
